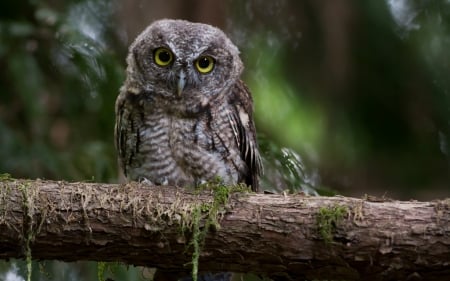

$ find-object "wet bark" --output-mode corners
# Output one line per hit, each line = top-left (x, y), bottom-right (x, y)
(0, 179), (449, 280)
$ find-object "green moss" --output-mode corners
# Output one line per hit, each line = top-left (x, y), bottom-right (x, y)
(316, 205), (348, 243)
(18, 182), (35, 281)
(96, 261), (124, 281)
(190, 206), (202, 281)
(186, 181), (251, 281)
(0, 180), (12, 224)
(97, 261), (106, 281)
(37, 262), (53, 279)
(0, 173), (13, 181)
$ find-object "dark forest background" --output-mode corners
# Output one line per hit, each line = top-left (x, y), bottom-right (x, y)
(0, 0), (449, 280)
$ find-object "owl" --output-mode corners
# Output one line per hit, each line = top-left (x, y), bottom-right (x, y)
(115, 19), (262, 191)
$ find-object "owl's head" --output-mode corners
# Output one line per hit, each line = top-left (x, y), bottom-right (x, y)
(126, 19), (243, 105)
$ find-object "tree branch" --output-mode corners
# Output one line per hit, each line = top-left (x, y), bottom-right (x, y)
(0, 179), (449, 280)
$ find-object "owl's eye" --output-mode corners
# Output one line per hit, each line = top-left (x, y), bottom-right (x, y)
(195, 56), (215, 74)
(154, 47), (173, 67)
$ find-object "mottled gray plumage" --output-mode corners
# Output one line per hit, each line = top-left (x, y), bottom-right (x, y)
(115, 19), (262, 191)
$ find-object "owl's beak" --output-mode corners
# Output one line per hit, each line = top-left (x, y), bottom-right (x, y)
(177, 71), (186, 96)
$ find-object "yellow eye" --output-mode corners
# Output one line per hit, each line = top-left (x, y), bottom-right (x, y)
(195, 56), (215, 74)
(153, 47), (173, 67)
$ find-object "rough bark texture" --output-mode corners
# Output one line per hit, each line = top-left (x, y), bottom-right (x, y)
(0, 179), (449, 280)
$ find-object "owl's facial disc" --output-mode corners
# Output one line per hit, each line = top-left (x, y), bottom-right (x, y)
(177, 70), (186, 96)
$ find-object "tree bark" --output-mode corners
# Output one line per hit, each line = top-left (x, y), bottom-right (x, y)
(0, 179), (449, 280)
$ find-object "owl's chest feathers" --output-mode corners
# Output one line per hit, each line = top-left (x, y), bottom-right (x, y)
(134, 106), (242, 185)
(141, 107), (213, 151)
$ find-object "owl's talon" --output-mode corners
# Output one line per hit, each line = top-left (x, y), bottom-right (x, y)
(139, 177), (154, 185)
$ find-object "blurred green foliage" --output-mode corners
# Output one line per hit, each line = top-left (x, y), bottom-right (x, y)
(0, 0), (123, 182)
(231, 0), (449, 197)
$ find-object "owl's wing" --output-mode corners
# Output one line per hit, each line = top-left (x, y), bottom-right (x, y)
(114, 90), (139, 180)
(228, 80), (263, 192)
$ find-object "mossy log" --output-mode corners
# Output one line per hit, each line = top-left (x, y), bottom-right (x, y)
(0, 179), (449, 280)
